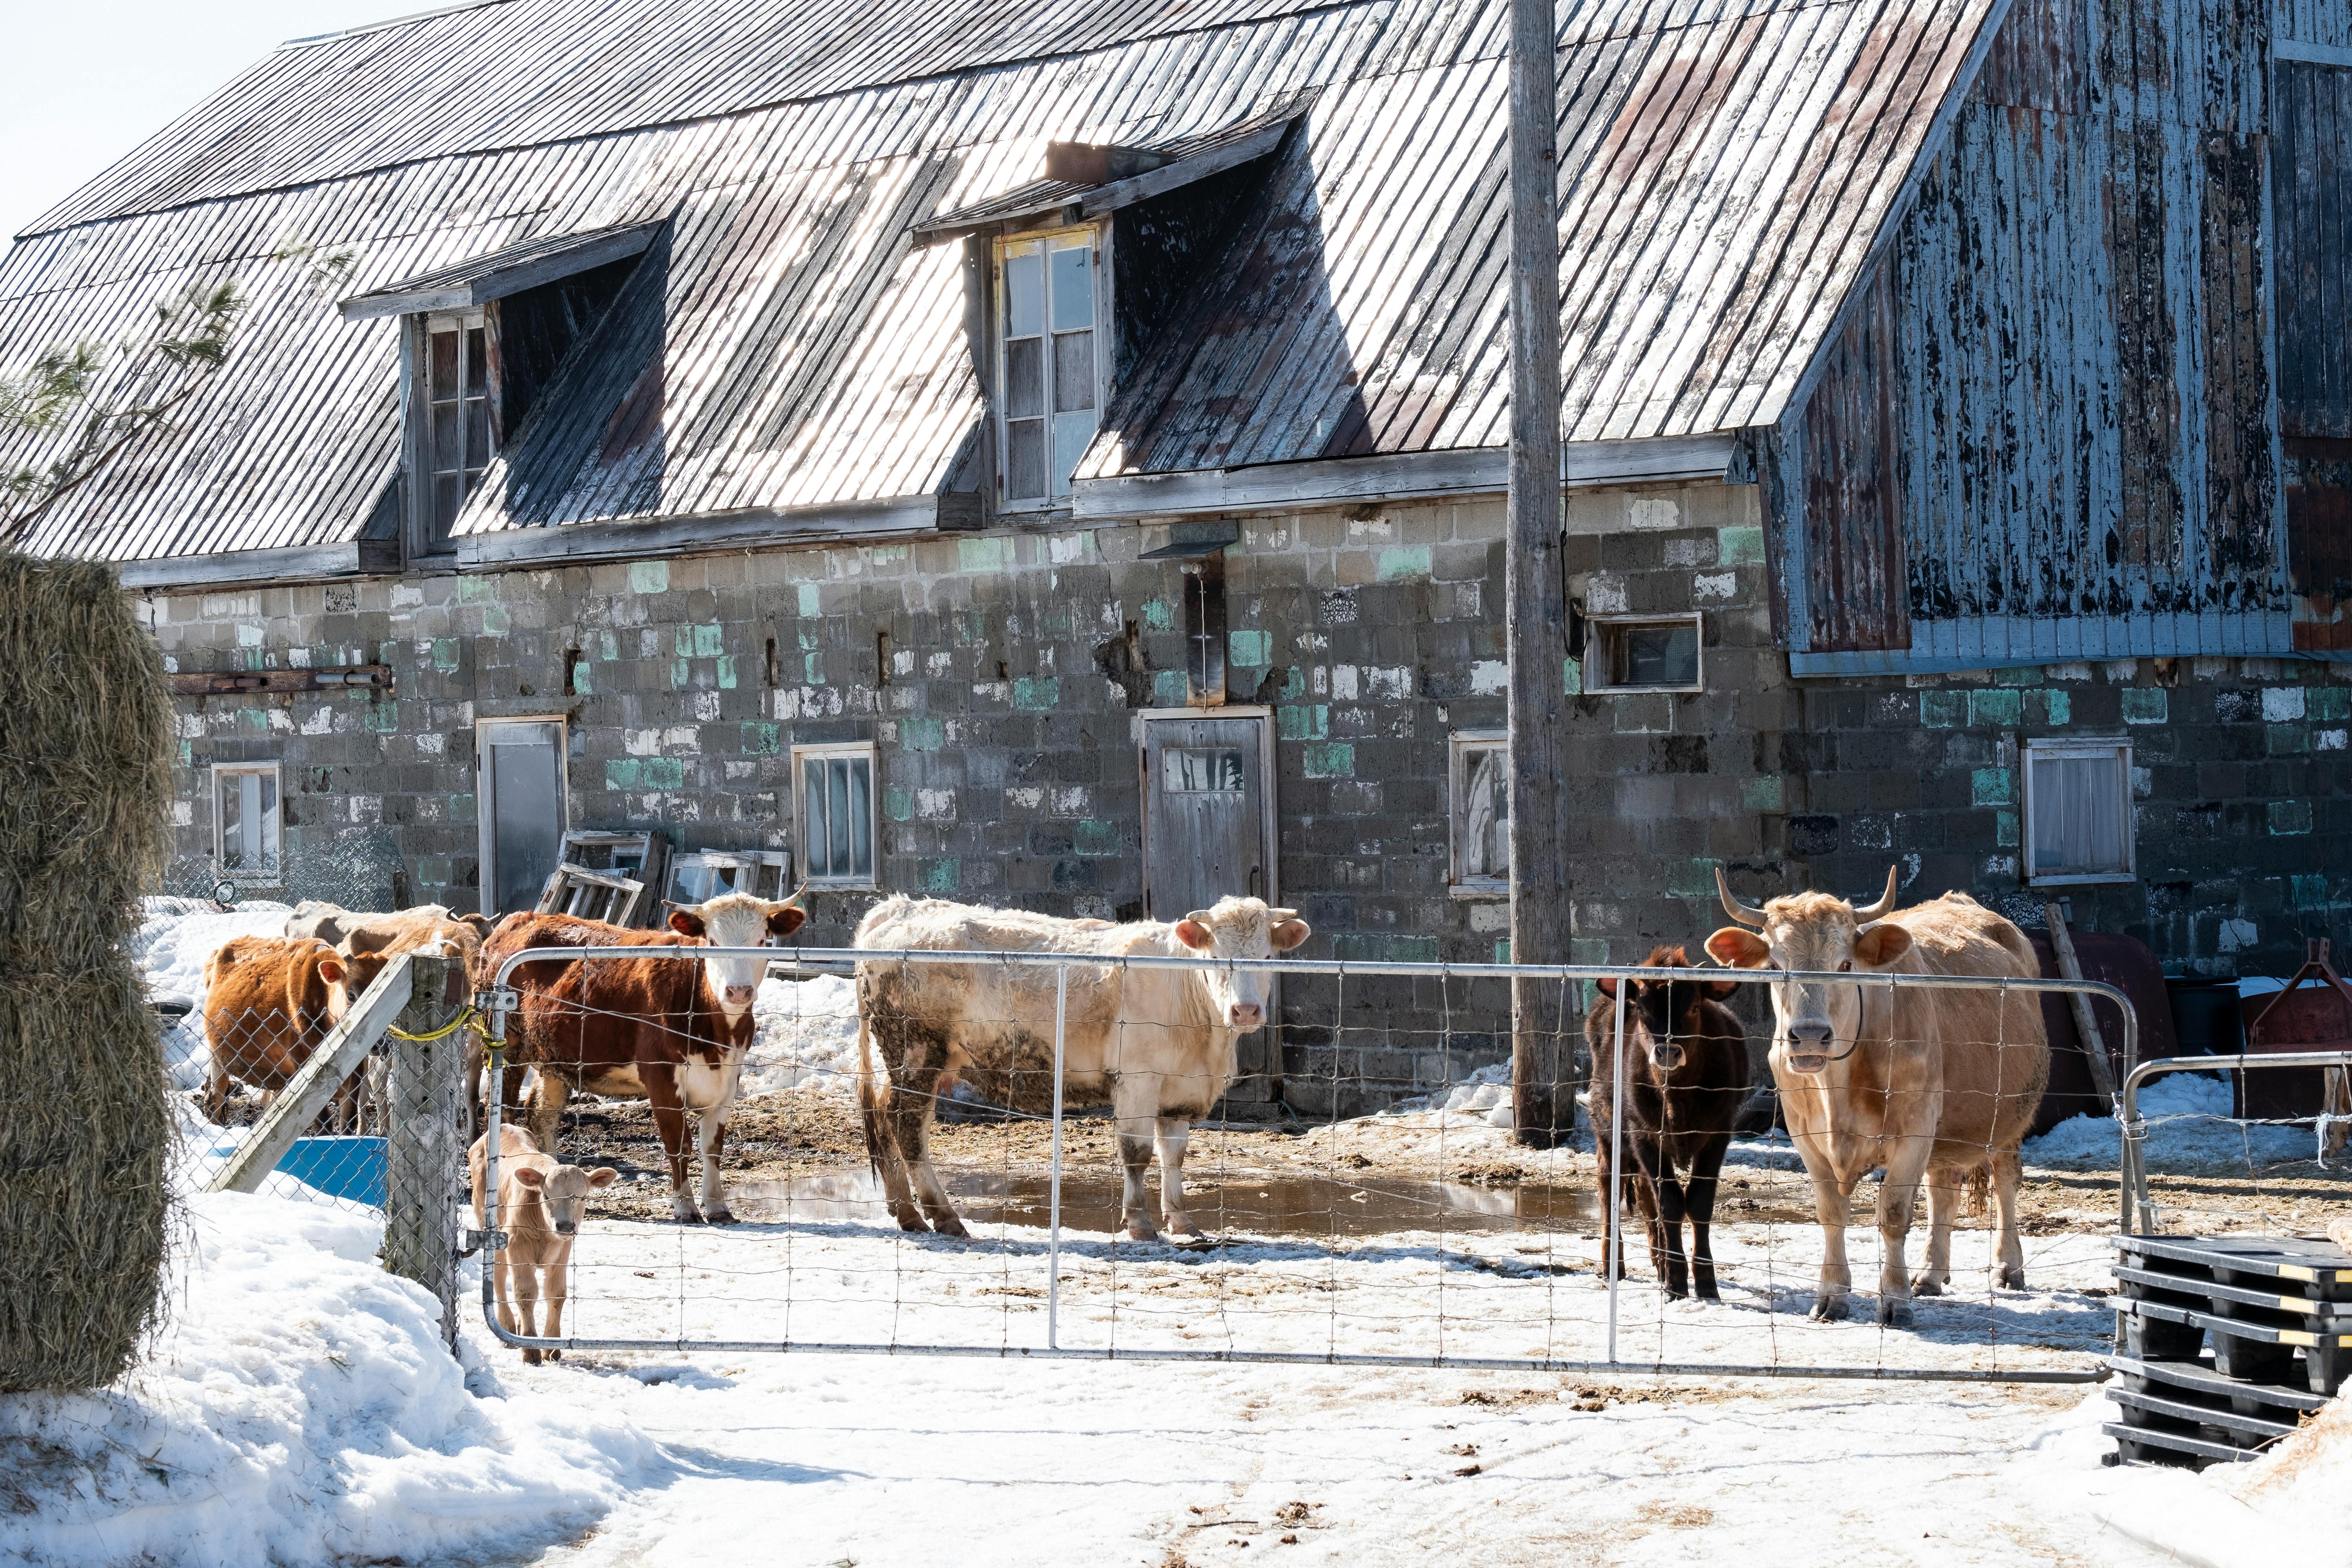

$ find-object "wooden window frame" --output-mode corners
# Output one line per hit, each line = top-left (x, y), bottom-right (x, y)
(211, 761), (284, 886)
(1448, 729), (1510, 898)
(2022, 736), (2136, 887)
(404, 307), (496, 557)
(991, 223), (1110, 513)
(793, 740), (880, 891)
(1584, 613), (1706, 694)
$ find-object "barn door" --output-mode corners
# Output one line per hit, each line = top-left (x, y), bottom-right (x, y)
(1141, 710), (1278, 1102)
(476, 719), (567, 916)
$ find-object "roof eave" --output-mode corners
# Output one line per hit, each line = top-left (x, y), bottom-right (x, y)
(337, 221), (663, 321)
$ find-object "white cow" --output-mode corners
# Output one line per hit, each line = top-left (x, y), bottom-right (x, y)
(853, 894), (1311, 1241)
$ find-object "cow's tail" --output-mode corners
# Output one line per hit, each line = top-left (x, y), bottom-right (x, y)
(855, 1004), (894, 1178)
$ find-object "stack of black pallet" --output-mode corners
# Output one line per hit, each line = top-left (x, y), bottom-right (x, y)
(2106, 1234), (2350, 1468)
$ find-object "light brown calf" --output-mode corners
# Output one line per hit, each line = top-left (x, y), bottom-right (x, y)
(468, 1124), (617, 1364)
(199, 936), (378, 1131)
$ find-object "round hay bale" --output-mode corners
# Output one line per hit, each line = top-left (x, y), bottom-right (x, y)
(0, 552), (174, 1392)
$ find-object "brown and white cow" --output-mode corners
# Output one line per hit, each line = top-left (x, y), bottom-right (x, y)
(199, 935), (379, 1131)
(854, 894), (1311, 1242)
(469, 1123), (618, 1364)
(285, 900), (495, 949)
(483, 892), (807, 1223)
(1704, 868), (2050, 1325)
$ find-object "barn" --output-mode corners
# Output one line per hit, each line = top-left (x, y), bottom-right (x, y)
(1, 0), (2345, 1114)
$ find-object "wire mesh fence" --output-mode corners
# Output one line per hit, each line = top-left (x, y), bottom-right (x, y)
(473, 938), (2236, 1383)
(174, 1001), (392, 1211)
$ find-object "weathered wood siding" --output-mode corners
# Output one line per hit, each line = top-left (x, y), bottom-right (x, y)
(1800, 262), (1911, 652)
(1784, 0), (2302, 671)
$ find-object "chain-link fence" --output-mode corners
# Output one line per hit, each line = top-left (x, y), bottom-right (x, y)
(472, 937), (2194, 1383)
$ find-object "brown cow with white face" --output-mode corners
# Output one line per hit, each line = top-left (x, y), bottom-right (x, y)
(1704, 868), (2049, 1326)
(854, 894), (1311, 1241)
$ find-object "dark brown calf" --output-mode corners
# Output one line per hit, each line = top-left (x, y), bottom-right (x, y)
(1586, 947), (1750, 1300)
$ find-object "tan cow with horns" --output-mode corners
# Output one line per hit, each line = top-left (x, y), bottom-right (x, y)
(1704, 868), (2049, 1326)
(854, 894), (1310, 1241)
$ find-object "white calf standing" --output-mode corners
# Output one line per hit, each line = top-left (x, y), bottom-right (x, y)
(468, 1124), (617, 1364)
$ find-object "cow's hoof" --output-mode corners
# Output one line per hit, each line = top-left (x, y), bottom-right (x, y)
(1910, 1276), (1945, 1297)
(1809, 1295), (1850, 1322)
(894, 1213), (929, 1234)
(672, 1210), (706, 1226)
(1123, 1221), (1160, 1243)
(523, 1348), (544, 1366)
(1170, 1229), (1213, 1250)
(704, 1207), (735, 1226)
(545, 1348), (563, 1362)
(1877, 1297), (1914, 1328)
(1695, 1285), (1722, 1303)
(1998, 1265), (2027, 1290)
(931, 1216), (972, 1239)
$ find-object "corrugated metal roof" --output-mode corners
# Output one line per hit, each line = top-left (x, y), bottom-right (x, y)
(338, 219), (661, 318)
(0, 0), (2003, 564)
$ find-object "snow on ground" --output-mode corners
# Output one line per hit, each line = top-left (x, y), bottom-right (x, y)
(2025, 1072), (2318, 1172)
(744, 971), (860, 1097)
(0, 1191), (662, 1568)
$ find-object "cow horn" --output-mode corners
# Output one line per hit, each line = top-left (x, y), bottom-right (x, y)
(1853, 865), (1899, 921)
(1183, 909), (1215, 924)
(1267, 907), (1299, 920)
(767, 881), (809, 911)
(1715, 867), (1768, 928)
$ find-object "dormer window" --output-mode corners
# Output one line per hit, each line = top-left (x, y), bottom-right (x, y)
(424, 309), (494, 543)
(996, 229), (1101, 508)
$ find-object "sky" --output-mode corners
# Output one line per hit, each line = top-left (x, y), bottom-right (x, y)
(2, 1), (414, 240)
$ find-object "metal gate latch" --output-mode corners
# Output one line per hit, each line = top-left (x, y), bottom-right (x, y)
(459, 1229), (508, 1257)
(473, 987), (521, 1014)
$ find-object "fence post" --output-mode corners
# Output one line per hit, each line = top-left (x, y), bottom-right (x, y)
(382, 955), (463, 1352)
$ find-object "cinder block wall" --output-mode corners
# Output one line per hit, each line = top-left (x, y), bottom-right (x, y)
(138, 478), (2352, 1114)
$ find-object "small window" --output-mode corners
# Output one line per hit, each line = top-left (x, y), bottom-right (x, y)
(420, 308), (494, 546)
(1165, 747), (1246, 792)
(212, 763), (283, 884)
(794, 742), (877, 888)
(996, 229), (1100, 508)
(2024, 738), (2134, 885)
(1586, 614), (1703, 693)
(1448, 731), (1509, 896)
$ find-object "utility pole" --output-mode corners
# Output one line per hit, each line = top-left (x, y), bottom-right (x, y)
(1506, 0), (1570, 1147)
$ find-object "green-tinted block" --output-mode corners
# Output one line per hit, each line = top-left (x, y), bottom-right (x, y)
(1376, 546), (1432, 582)
(715, 655), (737, 690)
(1718, 525), (1766, 566)
(2309, 686), (2351, 722)
(2269, 800), (2313, 835)
(902, 717), (946, 751)
(1920, 691), (1965, 727)
(479, 606), (511, 636)
(671, 658), (690, 688)
(2291, 874), (2329, 909)
(432, 637), (460, 671)
(177, 740), (193, 766)
(642, 757), (685, 789)
(1995, 667), (2038, 687)
(674, 625), (696, 657)
(1075, 820), (1119, 856)
(1142, 598), (1176, 632)
(2121, 688), (2168, 724)
(797, 627), (822, 651)
(884, 787), (914, 822)
(1278, 704), (1329, 740)
(804, 652), (825, 684)
(629, 561), (669, 595)
(2270, 723), (2309, 755)
(1152, 669), (1188, 706)
(2031, 689), (2071, 726)
(920, 859), (961, 893)
(456, 576), (492, 604)
(742, 722), (780, 756)
(1564, 656), (1582, 695)
(605, 758), (643, 789)
(1494, 939), (1512, 965)
(958, 537), (1010, 573)
(797, 581), (821, 617)
(1278, 666), (1306, 701)
(571, 661), (593, 695)
(1228, 629), (1271, 667)
(362, 703), (398, 734)
(598, 631), (619, 661)
(1303, 742), (1354, 778)
(448, 792), (475, 824)
(1971, 768), (2014, 806)
(1388, 936), (1439, 964)
(1967, 688), (2022, 728)
(1996, 809), (2019, 848)
(693, 624), (724, 657)
(1667, 858), (1723, 898)
(1332, 934), (1380, 963)
(1012, 676), (1060, 711)
(1741, 776), (1784, 812)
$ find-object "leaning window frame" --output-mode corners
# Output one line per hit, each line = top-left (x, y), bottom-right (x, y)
(2021, 735), (2136, 887)
(1583, 612), (1706, 694)
(403, 306), (495, 557)
(791, 740), (880, 891)
(211, 761), (284, 886)
(991, 222), (1110, 514)
(1448, 729), (1511, 898)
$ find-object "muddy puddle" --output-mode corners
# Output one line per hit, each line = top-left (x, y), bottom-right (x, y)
(726, 1170), (1613, 1236)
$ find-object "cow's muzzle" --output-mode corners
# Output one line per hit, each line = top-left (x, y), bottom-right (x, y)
(721, 984), (758, 1011)
(554, 1221), (577, 1236)
(1227, 1002), (1265, 1031)
(1648, 1042), (1686, 1072)
(1782, 1024), (1834, 1075)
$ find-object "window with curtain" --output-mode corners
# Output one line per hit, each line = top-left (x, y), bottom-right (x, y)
(2024, 739), (2134, 884)
(795, 742), (877, 887)
(1449, 731), (1509, 894)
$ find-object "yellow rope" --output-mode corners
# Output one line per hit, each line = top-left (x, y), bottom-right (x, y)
(384, 1006), (477, 1043)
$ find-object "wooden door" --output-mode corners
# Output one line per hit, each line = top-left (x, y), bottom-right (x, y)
(1142, 711), (1278, 1103)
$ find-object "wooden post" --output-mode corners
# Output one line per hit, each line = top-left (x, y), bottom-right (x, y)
(1506, 0), (1571, 1146)
(2043, 904), (2119, 1102)
(382, 955), (463, 1351)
